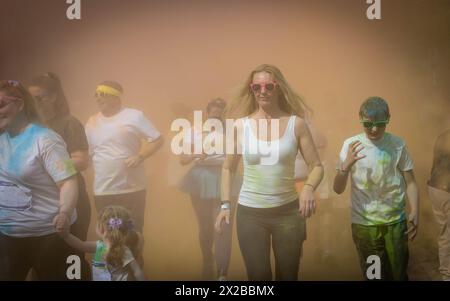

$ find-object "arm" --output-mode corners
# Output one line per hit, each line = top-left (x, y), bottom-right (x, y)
(403, 170), (419, 240)
(53, 175), (78, 234)
(125, 136), (164, 168)
(70, 150), (90, 172)
(62, 232), (97, 253)
(215, 153), (241, 233)
(333, 141), (366, 194)
(215, 121), (242, 233)
(296, 118), (324, 218)
(129, 261), (147, 281)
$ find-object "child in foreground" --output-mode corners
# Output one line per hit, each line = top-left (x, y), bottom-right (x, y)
(61, 205), (146, 281)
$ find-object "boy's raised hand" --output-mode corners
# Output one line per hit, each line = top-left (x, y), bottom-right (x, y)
(343, 140), (366, 170)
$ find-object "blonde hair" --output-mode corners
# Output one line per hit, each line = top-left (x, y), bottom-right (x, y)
(98, 206), (141, 268)
(224, 64), (312, 119)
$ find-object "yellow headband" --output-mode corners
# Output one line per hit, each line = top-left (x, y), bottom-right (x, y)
(96, 85), (122, 97)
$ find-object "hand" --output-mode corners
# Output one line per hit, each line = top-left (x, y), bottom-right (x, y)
(215, 209), (230, 234)
(193, 153), (207, 161)
(342, 141), (366, 170)
(299, 184), (316, 218)
(405, 211), (419, 241)
(125, 155), (144, 168)
(53, 212), (71, 235)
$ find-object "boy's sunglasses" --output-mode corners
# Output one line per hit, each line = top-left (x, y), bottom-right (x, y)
(250, 82), (277, 92)
(361, 120), (389, 128)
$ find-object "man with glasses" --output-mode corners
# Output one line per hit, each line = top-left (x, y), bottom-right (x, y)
(333, 97), (419, 280)
(85, 81), (163, 233)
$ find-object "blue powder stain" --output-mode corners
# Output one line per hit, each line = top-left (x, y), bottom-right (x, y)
(7, 124), (48, 174)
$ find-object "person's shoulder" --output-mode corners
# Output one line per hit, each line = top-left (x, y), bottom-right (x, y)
(384, 132), (406, 148)
(30, 123), (54, 138)
(85, 112), (101, 128)
(294, 115), (307, 127)
(33, 124), (65, 146)
(64, 114), (83, 125)
(60, 115), (85, 131)
(122, 107), (145, 118)
(293, 116), (311, 135)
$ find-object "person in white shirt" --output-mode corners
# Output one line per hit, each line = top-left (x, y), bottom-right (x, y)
(333, 97), (419, 281)
(85, 81), (163, 232)
(0, 80), (78, 280)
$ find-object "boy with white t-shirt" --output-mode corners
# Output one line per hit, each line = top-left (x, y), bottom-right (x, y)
(333, 97), (419, 280)
(85, 81), (163, 232)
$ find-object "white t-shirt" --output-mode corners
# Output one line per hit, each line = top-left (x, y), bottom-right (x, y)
(337, 132), (414, 226)
(0, 124), (77, 237)
(85, 108), (161, 195)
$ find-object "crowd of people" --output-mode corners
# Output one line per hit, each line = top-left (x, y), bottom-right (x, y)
(0, 64), (448, 281)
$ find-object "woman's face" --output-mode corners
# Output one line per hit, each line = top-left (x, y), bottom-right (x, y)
(0, 90), (24, 130)
(28, 86), (57, 121)
(251, 71), (279, 109)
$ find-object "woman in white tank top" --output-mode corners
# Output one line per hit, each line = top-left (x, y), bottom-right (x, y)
(215, 64), (324, 281)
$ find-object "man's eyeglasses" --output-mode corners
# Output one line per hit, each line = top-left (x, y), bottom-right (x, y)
(94, 91), (116, 98)
(250, 82), (277, 92)
(360, 120), (389, 128)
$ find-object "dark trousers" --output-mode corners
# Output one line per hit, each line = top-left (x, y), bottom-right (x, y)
(94, 190), (146, 232)
(0, 232), (76, 281)
(236, 200), (306, 281)
(190, 195), (233, 278)
(351, 221), (409, 281)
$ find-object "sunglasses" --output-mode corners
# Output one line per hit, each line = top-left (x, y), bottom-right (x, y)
(250, 82), (277, 92)
(360, 120), (389, 128)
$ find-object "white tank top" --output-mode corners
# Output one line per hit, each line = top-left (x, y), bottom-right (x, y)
(239, 115), (299, 208)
